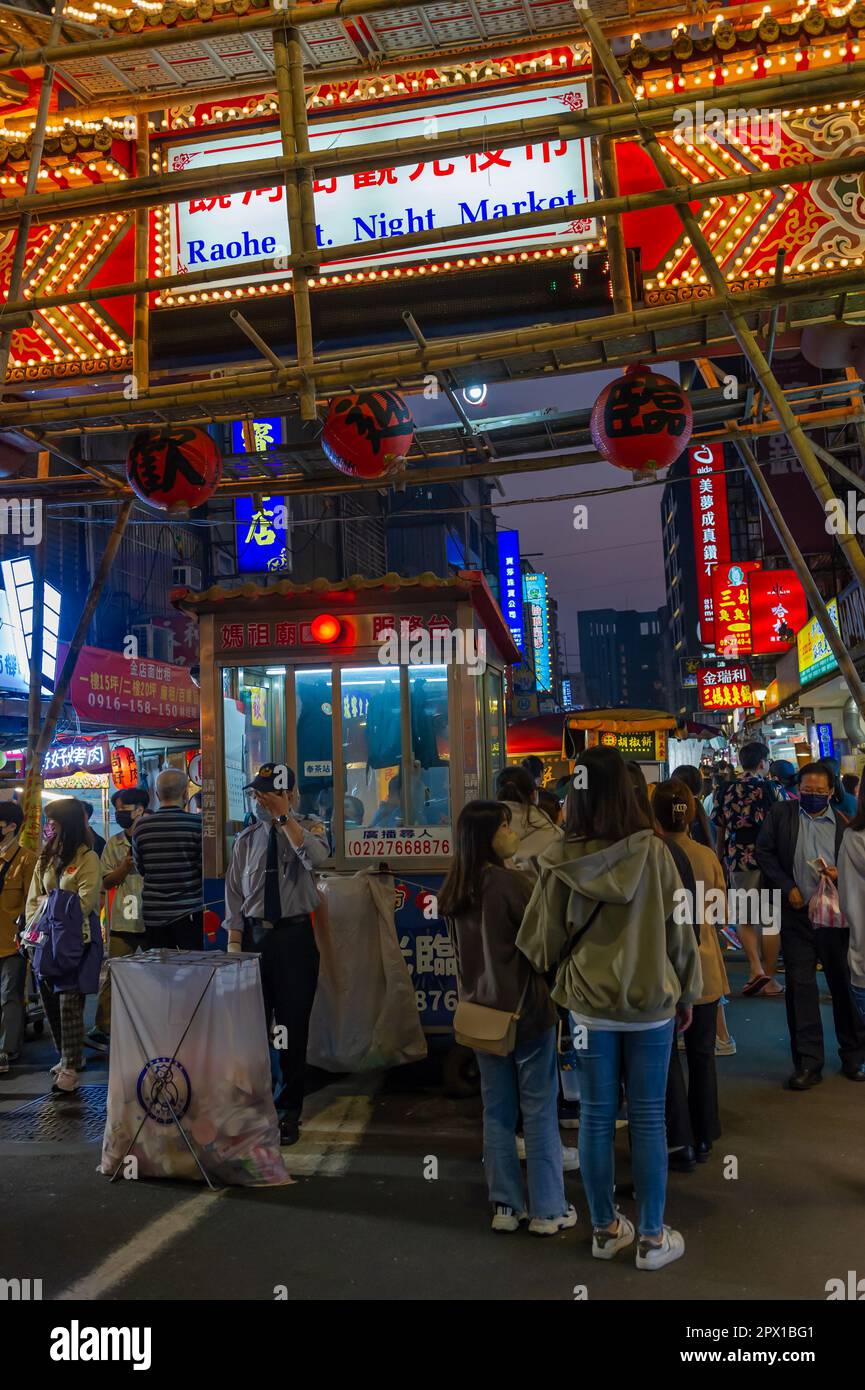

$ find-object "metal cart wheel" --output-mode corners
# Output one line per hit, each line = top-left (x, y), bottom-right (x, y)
(442, 1043), (480, 1099)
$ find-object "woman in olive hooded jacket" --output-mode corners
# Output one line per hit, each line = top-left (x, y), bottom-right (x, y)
(517, 747), (702, 1272)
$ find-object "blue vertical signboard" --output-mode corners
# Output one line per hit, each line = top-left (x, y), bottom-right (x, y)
(523, 572), (552, 692)
(496, 530), (524, 652)
(232, 417), (290, 573)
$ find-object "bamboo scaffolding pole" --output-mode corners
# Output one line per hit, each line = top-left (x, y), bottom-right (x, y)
(272, 26), (315, 419)
(20, 498), (133, 851)
(583, 6), (865, 714)
(287, 25), (317, 420)
(133, 113), (150, 391)
(2, 263), (864, 428)
(0, 0), (66, 399)
(591, 48), (630, 316)
(732, 429), (865, 713)
(3, 59), (863, 230)
(6, 146), (865, 322)
(20, 429), (130, 492)
(25, 452), (49, 773)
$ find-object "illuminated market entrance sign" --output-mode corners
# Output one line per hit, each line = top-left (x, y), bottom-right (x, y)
(163, 82), (595, 289)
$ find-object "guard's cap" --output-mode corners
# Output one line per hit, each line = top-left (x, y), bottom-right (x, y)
(243, 763), (296, 793)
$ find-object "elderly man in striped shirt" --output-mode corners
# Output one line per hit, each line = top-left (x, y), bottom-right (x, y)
(132, 767), (203, 950)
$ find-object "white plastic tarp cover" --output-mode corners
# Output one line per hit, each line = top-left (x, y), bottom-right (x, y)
(100, 951), (289, 1186)
(308, 868), (427, 1072)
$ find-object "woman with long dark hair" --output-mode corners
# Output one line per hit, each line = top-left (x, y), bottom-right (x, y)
(24, 798), (102, 1094)
(518, 748), (701, 1270)
(671, 764), (715, 850)
(654, 780), (727, 1163)
(439, 800), (575, 1236)
(838, 775), (865, 1023)
(495, 765), (562, 876)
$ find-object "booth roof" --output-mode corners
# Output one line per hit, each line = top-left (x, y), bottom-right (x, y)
(566, 709), (678, 732)
(170, 569), (522, 665)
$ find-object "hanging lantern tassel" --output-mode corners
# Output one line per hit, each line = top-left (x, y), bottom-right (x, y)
(590, 364), (694, 482)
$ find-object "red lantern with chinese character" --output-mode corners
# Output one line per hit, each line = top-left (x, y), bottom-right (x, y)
(321, 390), (414, 479)
(590, 364), (693, 481)
(126, 427), (222, 512)
(110, 745), (138, 790)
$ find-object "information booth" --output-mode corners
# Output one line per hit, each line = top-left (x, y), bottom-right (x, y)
(172, 570), (519, 1036)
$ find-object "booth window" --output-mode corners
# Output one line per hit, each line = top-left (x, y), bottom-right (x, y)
(484, 668), (505, 789)
(341, 664), (401, 851)
(408, 664), (451, 830)
(295, 667), (334, 844)
(222, 666), (284, 856)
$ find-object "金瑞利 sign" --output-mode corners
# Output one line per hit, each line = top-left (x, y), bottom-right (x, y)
(688, 444), (731, 646)
(797, 599), (840, 685)
(164, 82), (595, 288)
(697, 665), (754, 711)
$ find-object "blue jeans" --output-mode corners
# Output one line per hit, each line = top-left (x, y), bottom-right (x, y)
(574, 1018), (675, 1238)
(475, 1026), (566, 1220)
(852, 985), (865, 1026)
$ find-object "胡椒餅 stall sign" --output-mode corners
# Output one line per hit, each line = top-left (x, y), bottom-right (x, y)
(163, 83), (596, 286)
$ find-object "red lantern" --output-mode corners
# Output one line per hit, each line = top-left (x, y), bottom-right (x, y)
(310, 613), (342, 644)
(110, 745), (138, 790)
(321, 389), (414, 479)
(126, 427), (222, 512)
(590, 363), (693, 481)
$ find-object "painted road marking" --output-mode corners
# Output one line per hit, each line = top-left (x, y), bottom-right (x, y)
(282, 1094), (375, 1177)
(56, 1191), (225, 1301)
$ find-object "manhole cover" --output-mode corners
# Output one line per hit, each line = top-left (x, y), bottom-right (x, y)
(0, 1085), (107, 1142)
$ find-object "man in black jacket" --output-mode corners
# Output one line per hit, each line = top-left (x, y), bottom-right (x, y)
(756, 761), (865, 1090)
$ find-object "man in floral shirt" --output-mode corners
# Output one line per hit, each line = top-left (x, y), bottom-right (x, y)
(714, 740), (782, 997)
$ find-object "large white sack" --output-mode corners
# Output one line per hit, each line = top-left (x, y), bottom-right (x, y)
(308, 869), (427, 1072)
(100, 951), (289, 1186)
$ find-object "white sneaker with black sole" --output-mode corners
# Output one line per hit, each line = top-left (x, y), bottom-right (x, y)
(592, 1211), (636, 1259)
(715, 1036), (737, 1056)
(491, 1204), (527, 1233)
(529, 1204), (578, 1236)
(636, 1226), (685, 1271)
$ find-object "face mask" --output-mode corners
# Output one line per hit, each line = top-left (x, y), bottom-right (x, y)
(800, 792), (830, 816)
(115, 811), (134, 830)
(43, 822), (56, 842)
(492, 825), (519, 860)
(254, 803), (272, 823)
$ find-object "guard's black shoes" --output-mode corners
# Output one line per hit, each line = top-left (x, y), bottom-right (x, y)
(669, 1145), (697, 1172)
(695, 1141), (713, 1163)
(787, 1069), (823, 1091)
(841, 1062), (865, 1081)
(279, 1116), (301, 1146)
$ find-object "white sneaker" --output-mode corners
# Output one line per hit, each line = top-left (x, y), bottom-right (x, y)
(592, 1211), (636, 1260)
(491, 1204), (527, 1233)
(636, 1226), (685, 1271)
(529, 1204), (578, 1236)
(51, 1068), (80, 1094)
(677, 1034), (686, 1051)
(715, 1036), (737, 1056)
(515, 1134), (526, 1161)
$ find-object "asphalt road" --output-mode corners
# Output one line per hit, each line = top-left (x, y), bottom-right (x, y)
(2, 961), (863, 1303)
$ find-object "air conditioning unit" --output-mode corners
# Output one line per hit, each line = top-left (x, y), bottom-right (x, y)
(132, 623), (174, 663)
(172, 563), (201, 589)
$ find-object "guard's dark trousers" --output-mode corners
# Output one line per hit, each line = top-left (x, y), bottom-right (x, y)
(242, 914), (320, 1121)
(780, 909), (865, 1073)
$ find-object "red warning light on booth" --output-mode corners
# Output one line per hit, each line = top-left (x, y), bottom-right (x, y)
(310, 613), (342, 644)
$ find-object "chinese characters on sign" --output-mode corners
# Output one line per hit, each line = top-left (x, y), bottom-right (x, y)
(42, 736), (111, 779)
(523, 573), (552, 692)
(711, 560), (761, 657)
(217, 614), (454, 651)
(165, 83), (595, 286)
(687, 444), (731, 647)
(234, 495), (290, 574)
(697, 665), (755, 711)
(69, 647), (200, 729)
(748, 569), (808, 654)
(496, 530), (524, 652)
(797, 598), (840, 684)
(591, 730), (665, 760)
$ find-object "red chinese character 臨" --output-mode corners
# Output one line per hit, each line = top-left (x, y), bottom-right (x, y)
(313, 176), (337, 195)
(275, 621), (298, 645)
(188, 195), (233, 214)
(525, 140), (568, 163)
(467, 150), (511, 173)
(248, 623), (270, 647)
(353, 168), (399, 189)
(221, 624), (244, 650)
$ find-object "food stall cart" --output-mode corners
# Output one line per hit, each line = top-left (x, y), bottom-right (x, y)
(562, 709), (676, 785)
(172, 569), (519, 1053)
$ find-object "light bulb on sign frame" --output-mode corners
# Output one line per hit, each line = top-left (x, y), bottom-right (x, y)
(461, 383), (487, 407)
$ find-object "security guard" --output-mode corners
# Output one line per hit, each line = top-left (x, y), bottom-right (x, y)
(224, 763), (329, 1145)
